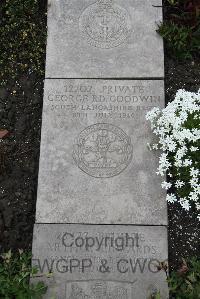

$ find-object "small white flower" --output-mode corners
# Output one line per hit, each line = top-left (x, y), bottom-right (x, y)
(191, 146), (198, 152)
(175, 146), (187, 160)
(159, 153), (171, 169)
(175, 180), (184, 188)
(194, 185), (200, 195)
(161, 181), (172, 190)
(189, 192), (198, 202)
(190, 177), (199, 187)
(166, 194), (177, 203)
(146, 107), (161, 122)
(196, 203), (200, 210)
(180, 198), (191, 211)
(152, 144), (159, 150)
(190, 167), (199, 177)
(183, 159), (193, 167)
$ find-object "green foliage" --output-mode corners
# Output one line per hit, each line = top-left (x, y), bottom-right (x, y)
(157, 0), (200, 59)
(157, 21), (200, 59)
(166, 0), (179, 6)
(155, 293), (161, 299)
(155, 258), (200, 298)
(168, 258), (200, 299)
(150, 291), (162, 299)
(0, 250), (47, 299)
(0, 0), (47, 87)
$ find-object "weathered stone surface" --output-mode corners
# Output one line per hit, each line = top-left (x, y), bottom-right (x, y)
(36, 79), (167, 224)
(32, 224), (168, 299)
(45, 0), (164, 78)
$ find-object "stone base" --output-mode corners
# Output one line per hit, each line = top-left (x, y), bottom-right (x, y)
(32, 224), (168, 299)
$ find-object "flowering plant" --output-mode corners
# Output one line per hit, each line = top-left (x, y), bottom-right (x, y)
(146, 89), (200, 219)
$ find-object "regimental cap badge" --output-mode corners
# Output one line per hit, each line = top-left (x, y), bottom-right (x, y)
(79, 0), (131, 49)
(73, 123), (133, 178)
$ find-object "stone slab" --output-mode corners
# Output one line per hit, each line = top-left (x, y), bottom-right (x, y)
(36, 79), (167, 225)
(32, 224), (168, 299)
(46, 0), (164, 78)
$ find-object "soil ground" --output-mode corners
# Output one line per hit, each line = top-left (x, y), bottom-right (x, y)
(165, 57), (200, 268)
(0, 1), (199, 270)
